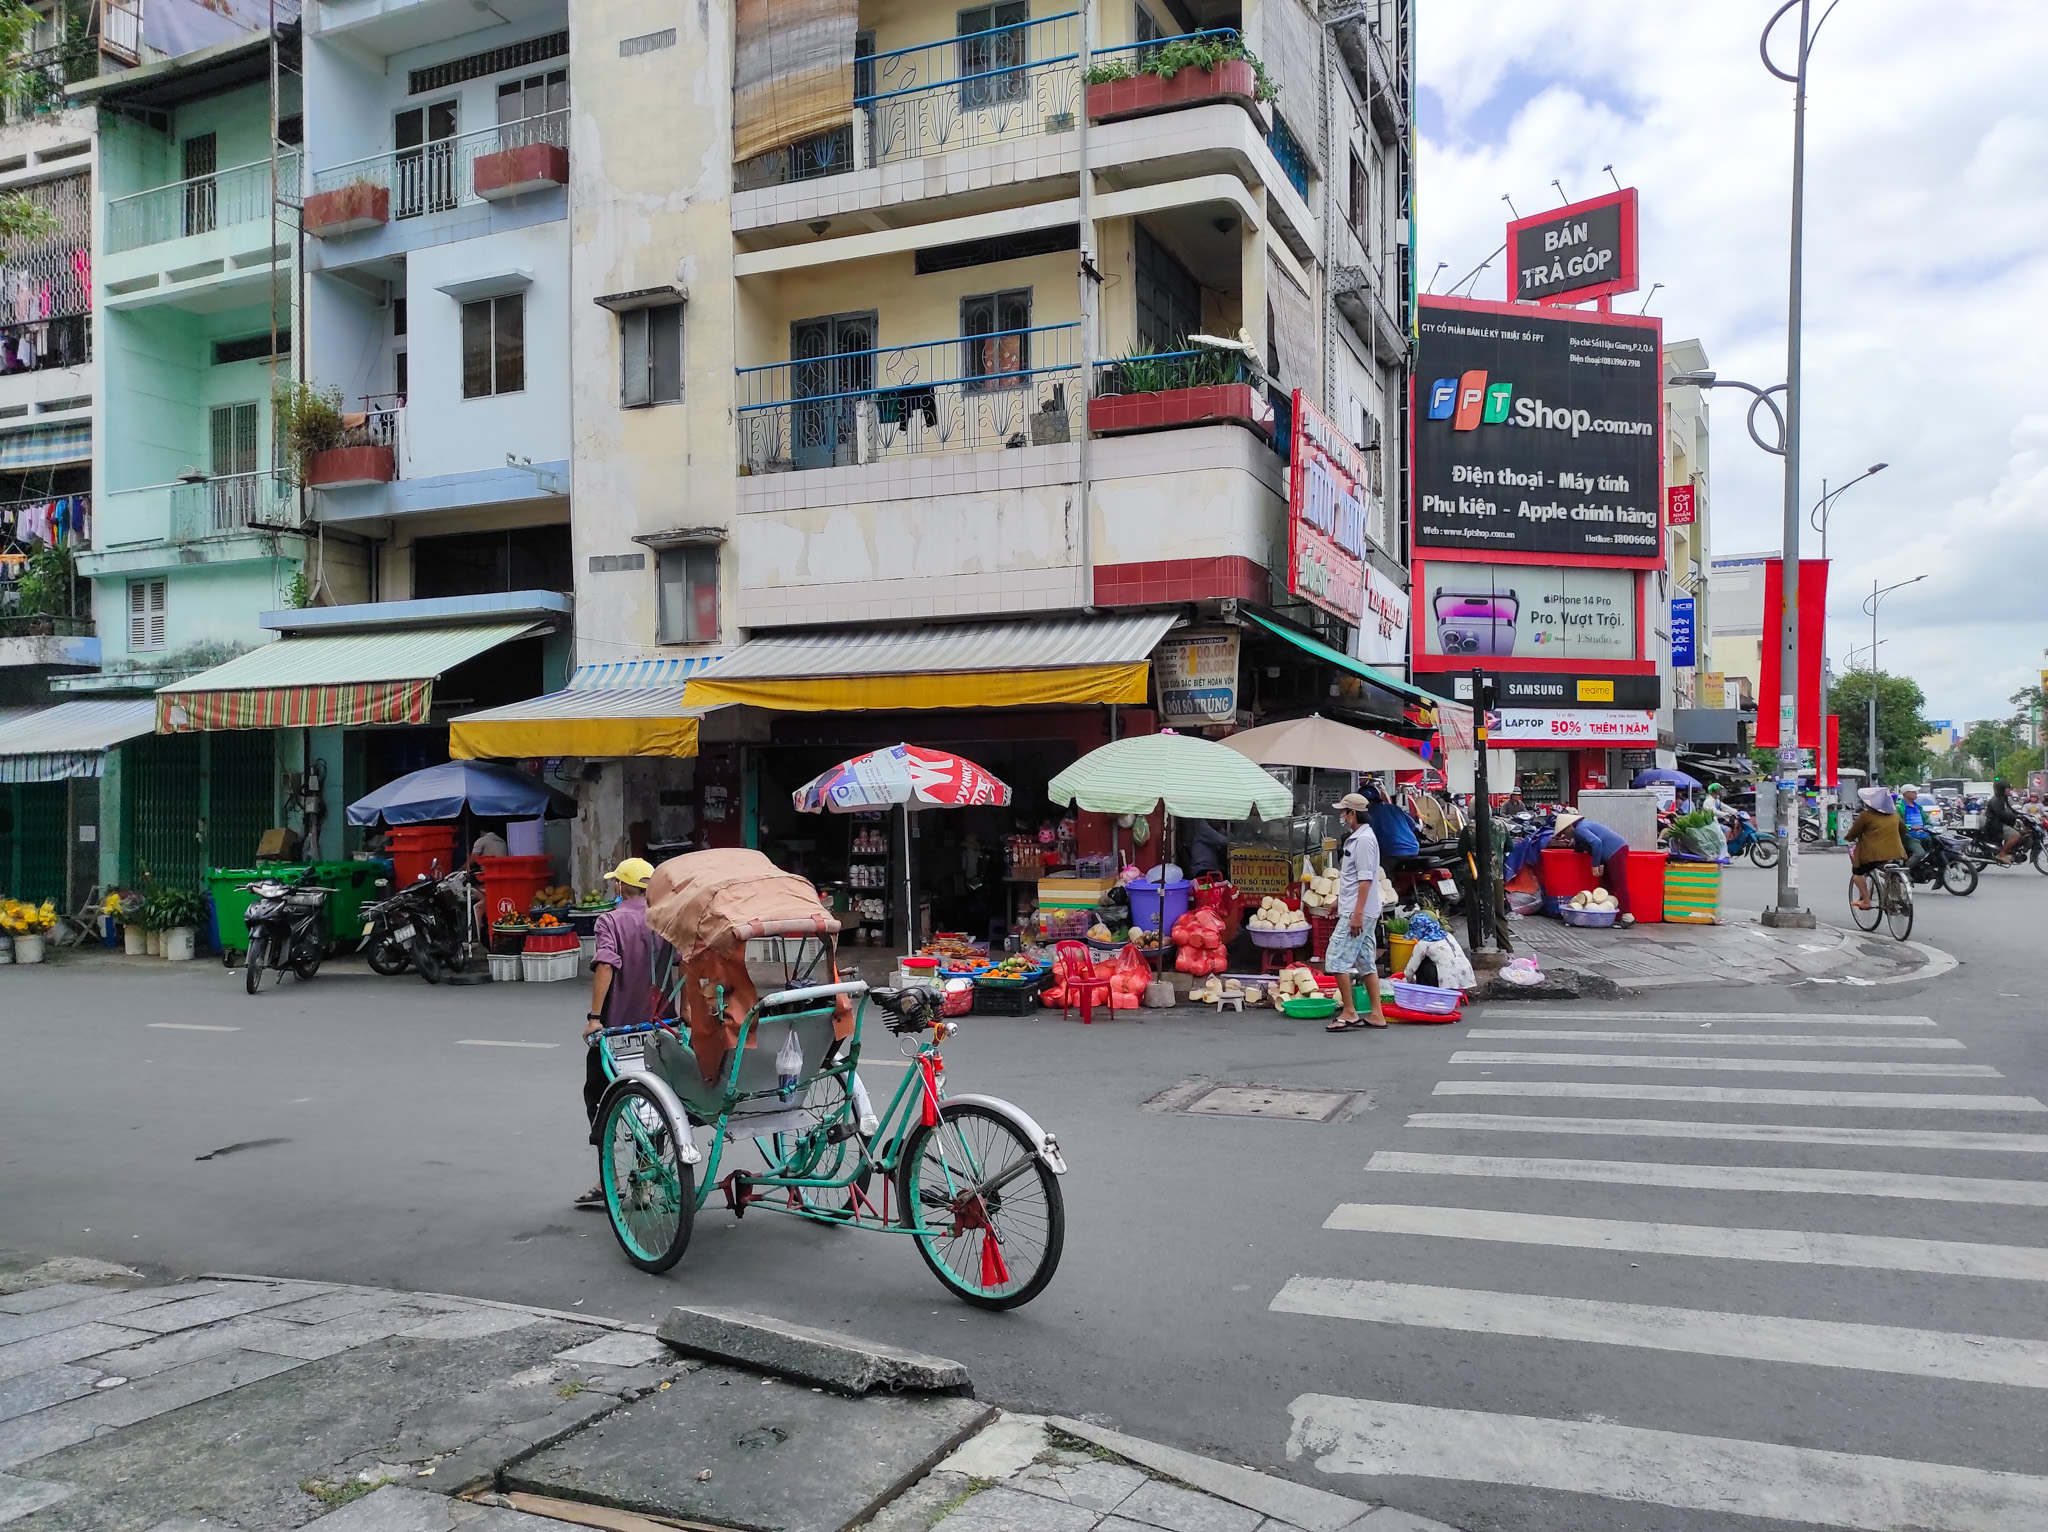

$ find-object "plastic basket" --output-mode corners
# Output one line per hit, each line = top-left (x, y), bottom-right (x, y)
(1558, 906), (1619, 928)
(975, 964), (1051, 989)
(1248, 926), (1310, 949)
(520, 948), (580, 983)
(1281, 995), (1338, 1020)
(975, 978), (1049, 1015)
(486, 952), (522, 983)
(524, 928), (579, 953)
(1391, 979), (1462, 1014)
(490, 924), (531, 955)
(941, 979), (976, 1017)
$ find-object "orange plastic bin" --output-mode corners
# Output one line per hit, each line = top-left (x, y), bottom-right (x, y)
(1609, 847), (1664, 924)
(1540, 846), (1597, 906)
(478, 855), (556, 925)
(387, 824), (458, 888)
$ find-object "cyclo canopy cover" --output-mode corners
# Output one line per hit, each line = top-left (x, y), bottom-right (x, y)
(644, 849), (853, 1082)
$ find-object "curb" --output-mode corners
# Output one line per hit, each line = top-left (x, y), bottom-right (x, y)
(1867, 939), (1960, 985)
(200, 1272), (659, 1336)
(657, 1305), (972, 1396)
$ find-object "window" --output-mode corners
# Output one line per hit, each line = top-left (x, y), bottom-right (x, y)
(413, 526), (572, 598)
(462, 294), (524, 398)
(393, 297), (407, 336)
(1134, 225), (1200, 355)
(393, 349), (408, 400)
(962, 288), (1031, 385)
(127, 579), (165, 652)
(657, 545), (718, 645)
(958, 3), (1027, 110)
(408, 31), (567, 95)
(497, 67), (568, 147)
(621, 302), (683, 407)
(181, 132), (216, 236)
(1134, 4), (1165, 63)
(210, 402), (259, 477)
(1348, 150), (1369, 245)
(395, 101), (458, 218)
(211, 331), (290, 366)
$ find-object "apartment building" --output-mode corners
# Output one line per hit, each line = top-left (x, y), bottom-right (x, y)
(482, 0), (1420, 903)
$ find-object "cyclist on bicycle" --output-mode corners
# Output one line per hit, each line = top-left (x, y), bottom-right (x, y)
(1845, 785), (1905, 911)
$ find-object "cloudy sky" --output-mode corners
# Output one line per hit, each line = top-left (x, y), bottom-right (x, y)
(1415, 0), (2048, 728)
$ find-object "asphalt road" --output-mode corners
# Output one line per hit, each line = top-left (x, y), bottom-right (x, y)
(3, 855), (2043, 1531)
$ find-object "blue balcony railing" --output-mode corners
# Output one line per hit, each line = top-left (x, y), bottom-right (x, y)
(1265, 110), (1311, 199)
(737, 324), (1081, 471)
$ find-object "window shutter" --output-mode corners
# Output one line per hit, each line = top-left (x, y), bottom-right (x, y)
(127, 580), (145, 650)
(649, 305), (682, 404)
(621, 308), (650, 407)
(149, 580), (166, 649)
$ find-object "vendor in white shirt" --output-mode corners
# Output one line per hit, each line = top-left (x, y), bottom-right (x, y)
(1322, 792), (1388, 1032)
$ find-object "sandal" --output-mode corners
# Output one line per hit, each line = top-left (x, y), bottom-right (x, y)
(1326, 1015), (1363, 1032)
(1850, 901), (1875, 911)
(1363, 1015), (1390, 1029)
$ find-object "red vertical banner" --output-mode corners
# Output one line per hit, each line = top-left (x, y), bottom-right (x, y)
(1755, 559), (1830, 749)
(1824, 714), (1839, 788)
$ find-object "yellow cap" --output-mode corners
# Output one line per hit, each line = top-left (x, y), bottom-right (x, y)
(604, 857), (655, 889)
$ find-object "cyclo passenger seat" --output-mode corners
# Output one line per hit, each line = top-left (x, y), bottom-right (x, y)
(866, 986), (933, 1035)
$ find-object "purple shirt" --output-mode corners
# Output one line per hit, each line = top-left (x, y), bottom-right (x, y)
(592, 895), (655, 1026)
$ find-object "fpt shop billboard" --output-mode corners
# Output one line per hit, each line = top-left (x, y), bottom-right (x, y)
(1287, 389), (1376, 625)
(1506, 187), (1639, 306)
(1412, 297), (1663, 567)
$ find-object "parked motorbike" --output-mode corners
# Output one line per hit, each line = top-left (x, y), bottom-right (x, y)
(242, 874), (331, 995)
(1799, 807), (1823, 844)
(1906, 830), (1979, 896)
(360, 868), (473, 983)
(1961, 815), (2048, 874)
(1725, 812), (1781, 869)
(1388, 840), (1469, 915)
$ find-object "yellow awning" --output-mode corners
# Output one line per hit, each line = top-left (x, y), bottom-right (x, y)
(449, 686), (701, 760)
(680, 613), (1174, 713)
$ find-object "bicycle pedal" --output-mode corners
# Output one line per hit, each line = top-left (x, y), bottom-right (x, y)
(720, 1170), (756, 1218)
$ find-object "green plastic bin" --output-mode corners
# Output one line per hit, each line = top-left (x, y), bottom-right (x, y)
(207, 860), (393, 955)
(207, 866), (294, 955)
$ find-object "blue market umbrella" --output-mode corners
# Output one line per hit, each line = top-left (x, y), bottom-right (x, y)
(347, 760), (576, 827)
(1631, 767), (1702, 791)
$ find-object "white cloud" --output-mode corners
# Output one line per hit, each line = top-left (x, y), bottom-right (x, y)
(1417, 0), (2048, 724)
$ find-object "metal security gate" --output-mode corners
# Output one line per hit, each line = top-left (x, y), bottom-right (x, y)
(124, 732), (278, 887)
(206, 731), (275, 869)
(0, 783), (68, 903)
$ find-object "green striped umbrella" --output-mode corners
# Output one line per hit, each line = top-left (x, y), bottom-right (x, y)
(1048, 733), (1293, 821)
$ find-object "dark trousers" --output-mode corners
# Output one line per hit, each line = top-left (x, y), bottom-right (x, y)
(583, 1041), (608, 1126)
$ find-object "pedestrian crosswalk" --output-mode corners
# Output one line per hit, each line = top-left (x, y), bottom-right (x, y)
(1269, 1003), (2048, 1530)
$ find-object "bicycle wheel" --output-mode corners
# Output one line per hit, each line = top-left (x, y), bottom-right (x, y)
(599, 1081), (696, 1274)
(1748, 836), (1781, 869)
(1849, 878), (1881, 932)
(899, 1101), (1064, 1310)
(1942, 858), (1979, 896)
(2033, 840), (2048, 876)
(1884, 872), (1915, 943)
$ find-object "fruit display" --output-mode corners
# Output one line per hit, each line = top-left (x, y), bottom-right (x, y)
(1568, 889), (1619, 912)
(573, 890), (617, 911)
(1246, 896), (1310, 932)
(531, 885), (573, 914)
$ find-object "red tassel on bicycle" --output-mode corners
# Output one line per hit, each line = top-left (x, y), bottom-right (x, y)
(919, 1055), (941, 1127)
(980, 1233), (1011, 1288)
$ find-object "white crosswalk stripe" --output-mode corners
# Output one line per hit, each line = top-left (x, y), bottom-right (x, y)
(1269, 1003), (2048, 1528)
(1270, 1276), (2048, 1386)
(1403, 1112), (2048, 1152)
(1284, 1395), (2048, 1532)
(1321, 1203), (2048, 1281)
(1433, 1080), (2048, 1110)
(1450, 1049), (2002, 1075)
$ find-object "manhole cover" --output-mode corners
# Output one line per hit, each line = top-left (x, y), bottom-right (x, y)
(1184, 1086), (1356, 1122)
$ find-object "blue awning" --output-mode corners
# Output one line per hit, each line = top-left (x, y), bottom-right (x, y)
(0, 421), (90, 471)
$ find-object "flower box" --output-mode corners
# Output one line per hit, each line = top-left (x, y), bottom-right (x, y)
(1088, 381), (1270, 438)
(473, 143), (569, 201)
(305, 445), (395, 488)
(303, 181), (389, 238)
(1086, 59), (1261, 127)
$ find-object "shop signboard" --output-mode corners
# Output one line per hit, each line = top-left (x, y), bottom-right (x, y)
(1155, 629), (1240, 726)
(1507, 187), (1639, 305)
(1419, 562), (1636, 663)
(1668, 483), (1696, 526)
(1701, 671), (1727, 708)
(1229, 846), (1291, 899)
(1413, 298), (1662, 564)
(1487, 708), (1658, 747)
(1352, 563), (1410, 669)
(1671, 596), (1696, 667)
(1288, 390), (1374, 625)
(1425, 671), (1658, 709)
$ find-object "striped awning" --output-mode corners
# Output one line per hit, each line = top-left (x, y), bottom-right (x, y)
(566, 655), (721, 690)
(155, 622), (541, 732)
(0, 698), (157, 781)
(0, 421), (91, 471)
(681, 613), (1176, 712)
(450, 687), (705, 760)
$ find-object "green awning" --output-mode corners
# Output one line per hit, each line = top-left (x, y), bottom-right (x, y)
(1244, 610), (1438, 706)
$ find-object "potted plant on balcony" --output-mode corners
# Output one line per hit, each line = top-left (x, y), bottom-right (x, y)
(303, 178), (390, 238)
(473, 135), (569, 201)
(1084, 35), (1277, 126)
(1088, 335), (1273, 438)
(280, 381), (396, 489)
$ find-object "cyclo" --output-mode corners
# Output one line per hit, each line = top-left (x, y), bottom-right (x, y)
(587, 850), (1067, 1309)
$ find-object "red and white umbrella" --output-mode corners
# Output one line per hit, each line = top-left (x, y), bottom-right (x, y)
(794, 744), (1011, 814)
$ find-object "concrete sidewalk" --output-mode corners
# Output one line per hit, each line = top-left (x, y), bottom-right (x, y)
(0, 1261), (1457, 1532)
(1505, 904), (1952, 990)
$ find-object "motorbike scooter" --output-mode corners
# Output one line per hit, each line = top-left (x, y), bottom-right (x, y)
(241, 874), (332, 995)
(360, 867), (474, 983)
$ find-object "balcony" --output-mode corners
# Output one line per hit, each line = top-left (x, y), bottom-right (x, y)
(737, 324), (1081, 473)
(1083, 31), (1267, 130)
(1089, 346), (1274, 441)
(307, 112), (568, 241)
(106, 154), (299, 255)
(169, 470), (300, 544)
(0, 313), (91, 374)
(305, 404), (401, 487)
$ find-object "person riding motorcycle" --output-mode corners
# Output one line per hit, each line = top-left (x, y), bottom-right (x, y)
(1897, 783), (1930, 868)
(1984, 779), (2028, 863)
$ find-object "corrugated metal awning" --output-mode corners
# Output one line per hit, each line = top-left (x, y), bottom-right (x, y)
(155, 622), (541, 732)
(681, 613), (1177, 712)
(449, 687), (706, 760)
(1244, 610), (1438, 706)
(567, 655), (721, 690)
(0, 698), (157, 781)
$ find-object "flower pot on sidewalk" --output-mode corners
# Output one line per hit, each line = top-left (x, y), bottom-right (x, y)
(123, 925), (146, 956)
(146, 929), (162, 957)
(163, 926), (197, 962)
(0, 933), (13, 964)
(14, 932), (45, 964)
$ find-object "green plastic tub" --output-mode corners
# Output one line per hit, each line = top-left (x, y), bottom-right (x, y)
(207, 860), (393, 954)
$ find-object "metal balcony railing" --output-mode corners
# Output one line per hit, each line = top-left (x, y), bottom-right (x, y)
(737, 324), (1082, 471)
(852, 12), (1082, 177)
(105, 153), (301, 254)
(168, 471), (298, 543)
(0, 313), (91, 373)
(310, 111), (568, 218)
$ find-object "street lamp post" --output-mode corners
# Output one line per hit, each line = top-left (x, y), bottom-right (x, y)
(1862, 575), (1925, 781)
(1810, 462), (1888, 563)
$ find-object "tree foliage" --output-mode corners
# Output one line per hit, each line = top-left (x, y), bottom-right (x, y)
(0, 0), (71, 242)
(1827, 669), (1933, 785)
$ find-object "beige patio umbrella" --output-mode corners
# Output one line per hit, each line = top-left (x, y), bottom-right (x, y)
(1220, 714), (1428, 774)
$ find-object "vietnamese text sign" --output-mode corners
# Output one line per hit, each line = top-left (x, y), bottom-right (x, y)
(1420, 562), (1636, 663)
(1229, 846), (1291, 899)
(1508, 188), (1638, 305)
(1414, 300), (1663, 562)
(1668, 483), (1696, 526)
(1352, 563), (1411, 668)
(1155, 629), (1240, 726)
(1671, 596), (1696, 667)
(1488, 708), (1658, 746)
(1288, 390), (1373, 624)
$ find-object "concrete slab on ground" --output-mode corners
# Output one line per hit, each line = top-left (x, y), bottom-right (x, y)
(657, 1305), (973, 1396)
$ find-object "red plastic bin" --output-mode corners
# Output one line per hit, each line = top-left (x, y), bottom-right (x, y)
(1612, 847), (1664, 924)
(478, 854), (556, 925)
(1540, 846), (1597, 904)
(387, 824), (457, 888)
